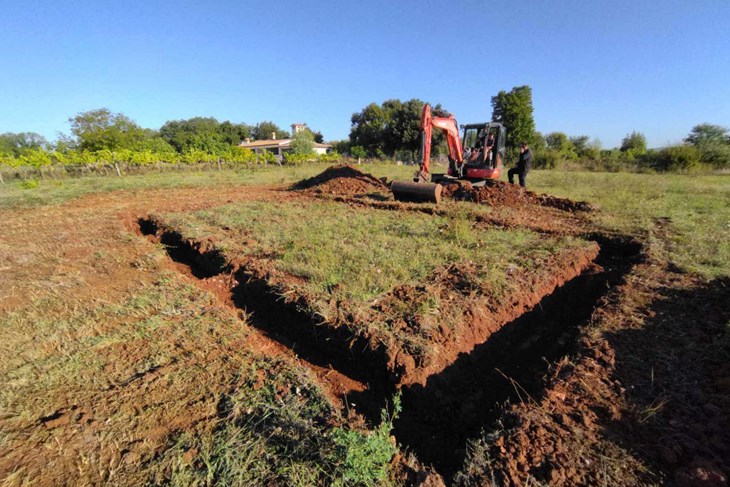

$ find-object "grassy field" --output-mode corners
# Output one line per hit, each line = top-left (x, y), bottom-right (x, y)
(157, 199), (588, 304)
(530, 171), (730, 278)
(2, 164), (726, 278)
(0, 164), (728, 485)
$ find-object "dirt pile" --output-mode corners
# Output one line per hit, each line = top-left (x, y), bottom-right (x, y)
(291, 164), (387, 195)
(443, 180), (594, 212)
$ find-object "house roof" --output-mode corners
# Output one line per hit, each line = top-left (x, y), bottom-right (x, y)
(238, 139), (332, 149)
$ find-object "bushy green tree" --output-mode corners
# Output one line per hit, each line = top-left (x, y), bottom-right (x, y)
(219, 120), (253, 146)
(620, 131), (647, 155)
(684, 124), (730, 168)
(645, 145), (702, 172)
(545, 132), (575, 155)
(251, 121), (289, 141)
(350, 145), (366, 163)
(0, 132), (49, 156)
(349, 98), (449, 157)
(333, 139), (350, 154)
(349, 103), (388, 156)
(290, 129), (315, 155)
(69, 108), (146, 151)
(161, 117), (221, 153)
(685, 124), (729, 146)
(159, 117), (252, 154)
(491, 85), (536, 151)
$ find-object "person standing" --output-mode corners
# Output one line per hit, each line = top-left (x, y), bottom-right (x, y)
(508, 142), (531, 188)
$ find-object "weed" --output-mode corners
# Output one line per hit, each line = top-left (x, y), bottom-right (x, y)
(331, 393), (401, 486)
(20, 178), (39, 189)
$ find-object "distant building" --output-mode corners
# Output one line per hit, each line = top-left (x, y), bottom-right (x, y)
(238, 123), (331, 161)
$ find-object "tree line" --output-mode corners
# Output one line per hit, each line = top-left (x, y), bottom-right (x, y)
(342, 86), (729, 172)
(3, 94), (728, 175)
(0, 109), (329, 172)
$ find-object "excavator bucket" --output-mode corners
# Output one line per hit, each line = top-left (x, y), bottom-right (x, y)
(391, 180), (442, 204)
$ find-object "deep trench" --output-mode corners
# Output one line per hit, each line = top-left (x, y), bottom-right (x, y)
(138, 217), (392, 392)
(390, 234), (641, 480)
(137, 217), (640, 482)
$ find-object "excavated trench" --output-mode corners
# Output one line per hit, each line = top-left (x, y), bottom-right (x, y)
(391, 234), (641, 480)
(137, 217), (392, 400)
(136, 217), (641, 482)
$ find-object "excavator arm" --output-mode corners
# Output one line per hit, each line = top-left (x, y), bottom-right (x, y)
(391, 104), (469, 204)
(414, 104), (464, 182)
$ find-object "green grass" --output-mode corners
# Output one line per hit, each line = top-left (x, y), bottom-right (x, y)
(159, 199), (588, 306)
(1, 267), (392, 485)
(0, 162), (416, 210)
(527, 171), (730, 278)
(2, 162), (725, 277)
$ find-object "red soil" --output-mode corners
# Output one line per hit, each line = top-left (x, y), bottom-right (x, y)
(443, 179), (595, 213)
(291, 164), (388, 195)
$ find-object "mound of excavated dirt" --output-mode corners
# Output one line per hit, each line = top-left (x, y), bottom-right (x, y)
(291, 164), (388, 195)
(442, 180), (594, 213)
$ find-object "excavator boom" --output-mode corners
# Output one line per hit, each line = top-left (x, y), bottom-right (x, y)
(392, 104), (463, 203)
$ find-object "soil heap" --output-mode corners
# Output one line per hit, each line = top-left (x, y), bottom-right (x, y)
(442, 179), (594, 212)
(292, 164), (388, 195)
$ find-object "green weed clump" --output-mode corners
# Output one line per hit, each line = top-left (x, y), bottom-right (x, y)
(20, 178), (39, 189)
(331, 394), (401, 486)
(168, 379), (402, 487)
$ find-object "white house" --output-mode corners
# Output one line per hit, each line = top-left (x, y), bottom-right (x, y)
(238, 123), (331, 160)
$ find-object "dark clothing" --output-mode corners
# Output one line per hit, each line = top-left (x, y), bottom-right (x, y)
(509, 148), (531, 187)
(508, 166), (528, 187)
(517, 148), (532, 170)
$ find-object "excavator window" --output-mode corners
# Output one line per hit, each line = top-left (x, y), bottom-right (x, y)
(463, 127), (480, 150)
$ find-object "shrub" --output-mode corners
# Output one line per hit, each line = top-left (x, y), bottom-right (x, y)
(318, 151), (342, 163)
(532, 149), (560, 169)
(18, 148), (51, 168)
(284, 152), (317, 165)
(699, 144), (730, 169)
(224, 146), (257, 165)
(21, 178), (40, 189)
(648, 145), (702, 172)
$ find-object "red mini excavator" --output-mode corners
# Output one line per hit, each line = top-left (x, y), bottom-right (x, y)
(391, 104), (506, 203)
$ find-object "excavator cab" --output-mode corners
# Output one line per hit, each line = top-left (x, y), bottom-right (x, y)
(459, 123), (506, 181)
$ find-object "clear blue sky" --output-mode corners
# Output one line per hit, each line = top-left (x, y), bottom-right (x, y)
(1, 0), (728, 148)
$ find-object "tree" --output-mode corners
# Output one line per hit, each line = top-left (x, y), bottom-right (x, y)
(69, 108), (147, 151)
(160, 117), (251, 154)
(350, 146), (366, 164)
(569, 135), (591, 156)
(684, 124), (729, 147)
(349, 103), (389, 156)
(684, 124), (730, 168)
(251, 121), (288, 141)
(620, 131), (647, 154)
(300, 127), (324, 143)
(160, 117), (223, 153)
(333, 139), (350, 154)
(219, 120), (253, 146)
(491, 86), (536, 151)
(545, 132), (571, 151)
(290, 129), (315, 155)
(349, 99), (450, 158)
(0, 132), (49, 156)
